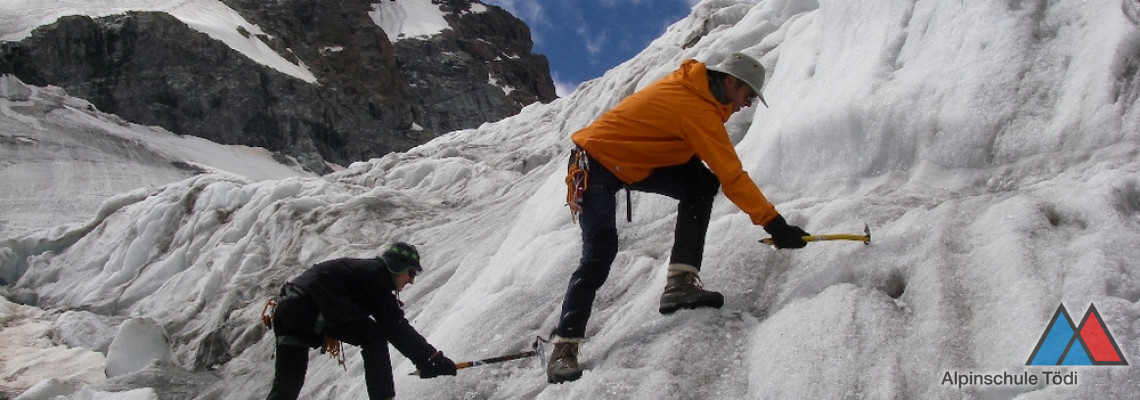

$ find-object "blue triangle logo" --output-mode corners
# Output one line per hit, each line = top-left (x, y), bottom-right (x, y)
(1027, 305), (1086, 366)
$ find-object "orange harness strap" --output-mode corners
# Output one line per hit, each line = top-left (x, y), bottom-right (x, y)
(565, 149), (589, 222)
(263, 298), (346, 371)
(324, 338), (347, 371)
(260, 300), (277, 329)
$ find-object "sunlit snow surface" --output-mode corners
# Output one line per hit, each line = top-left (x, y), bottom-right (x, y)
(371, 0), (452, 43)
(3, 0), (1140, 399)
(0, 75), (311, 242)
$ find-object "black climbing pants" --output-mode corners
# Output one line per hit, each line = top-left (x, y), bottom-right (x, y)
(266, 289), (396, 400)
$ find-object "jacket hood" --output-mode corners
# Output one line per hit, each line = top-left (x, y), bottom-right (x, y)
(677, 59), (733, 123)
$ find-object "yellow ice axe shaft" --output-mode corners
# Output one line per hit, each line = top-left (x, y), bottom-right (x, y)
(760, 224), (871, 246)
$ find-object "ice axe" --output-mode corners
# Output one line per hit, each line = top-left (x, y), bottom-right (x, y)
(409, 336), (546, 376)
(760, 224), (871, 247)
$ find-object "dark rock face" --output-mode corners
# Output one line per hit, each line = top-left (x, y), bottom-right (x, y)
(0, 0), (555, 173)
(398, 0), (558, 135)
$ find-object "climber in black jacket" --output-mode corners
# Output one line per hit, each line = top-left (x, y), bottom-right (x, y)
(266, 242), (456, 400)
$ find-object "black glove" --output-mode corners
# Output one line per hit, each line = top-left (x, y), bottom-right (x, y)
(763, 215), (810, 249)
(417, 352), (457, 379)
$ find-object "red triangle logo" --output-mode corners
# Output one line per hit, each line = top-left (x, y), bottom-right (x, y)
(1077, 304), (1129, 365)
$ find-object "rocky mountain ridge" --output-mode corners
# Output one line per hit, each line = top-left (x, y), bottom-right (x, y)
(0, 0), (556, 173)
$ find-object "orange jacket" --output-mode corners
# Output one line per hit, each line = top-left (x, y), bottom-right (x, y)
(571, 59), (779, 226)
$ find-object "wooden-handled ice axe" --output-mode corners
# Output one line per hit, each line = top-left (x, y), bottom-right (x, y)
(409, 336), (546, 376)
(760, 224), (871, 246)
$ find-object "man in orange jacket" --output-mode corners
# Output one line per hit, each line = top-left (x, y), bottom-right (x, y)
(548, 53), (809, 383)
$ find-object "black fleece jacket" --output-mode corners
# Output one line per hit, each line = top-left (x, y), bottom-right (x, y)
(289, 258), (436, 365)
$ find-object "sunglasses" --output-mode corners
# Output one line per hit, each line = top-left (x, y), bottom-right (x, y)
(737, 83), (758, 105)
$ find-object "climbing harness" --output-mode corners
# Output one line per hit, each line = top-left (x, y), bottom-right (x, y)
(262, 285), (346, 370)
(323, 338), (347, 371)
(565, 148), (589, 222)
(565, 148), (634, 223)
(260, 299), (277, 330)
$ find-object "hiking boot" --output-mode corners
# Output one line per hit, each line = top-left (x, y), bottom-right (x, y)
(659, 265), (723, 314)
(546, 338), (582, 383)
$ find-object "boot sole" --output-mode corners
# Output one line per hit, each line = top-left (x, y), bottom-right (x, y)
(547, 370), (583, 384)
(659, 297), (724, 314)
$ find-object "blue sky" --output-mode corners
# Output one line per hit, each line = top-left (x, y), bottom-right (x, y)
(482, 0), (701, 96)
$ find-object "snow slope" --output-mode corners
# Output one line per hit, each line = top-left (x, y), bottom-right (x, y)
(0, 75), (312, 276)
(3, 0), (1140, 399)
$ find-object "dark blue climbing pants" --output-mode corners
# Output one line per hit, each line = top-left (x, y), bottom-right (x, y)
(555, 151), (720, 339)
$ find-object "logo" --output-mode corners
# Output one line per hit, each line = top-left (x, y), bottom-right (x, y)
(1026, 303), (1128, 366)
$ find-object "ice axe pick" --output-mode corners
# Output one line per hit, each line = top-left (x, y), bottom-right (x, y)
(760, 224), (871, 247)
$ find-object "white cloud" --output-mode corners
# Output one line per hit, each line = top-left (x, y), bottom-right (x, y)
(576, 25), (607, 58)
(600, 0), (699, 6)
(551, 71), (580, 97)
(600, 0), (649, 6)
